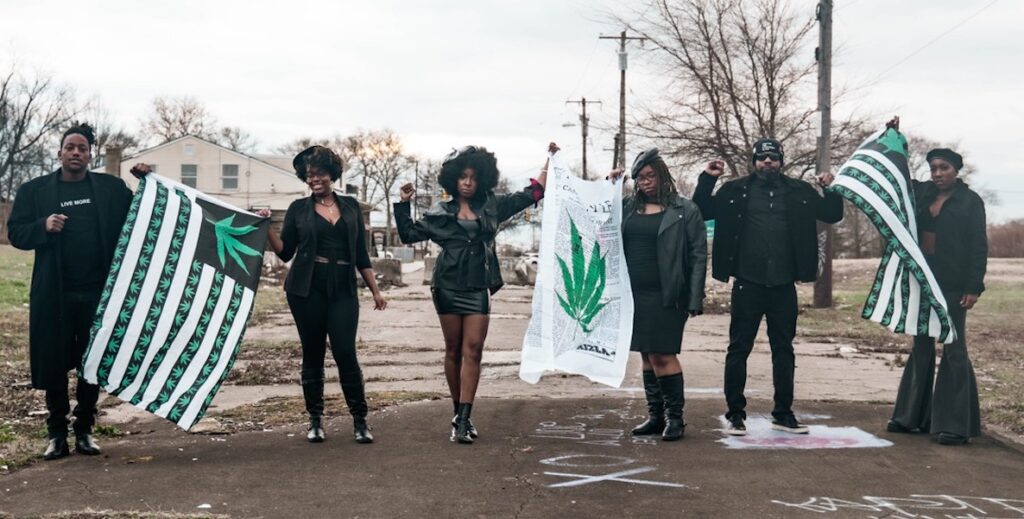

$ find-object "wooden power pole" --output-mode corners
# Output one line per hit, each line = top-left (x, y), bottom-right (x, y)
(600, 30), (646, 169)
(813, 0), (834, 309)
(565, 97), (601, 179)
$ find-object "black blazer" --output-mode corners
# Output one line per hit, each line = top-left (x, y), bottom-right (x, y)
(7, 171), (132, 388)
(914, 179), (987, 295)
(693, 172), (843, 283)
(275, 193), (372, 297)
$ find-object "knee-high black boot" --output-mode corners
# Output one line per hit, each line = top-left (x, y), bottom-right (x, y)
(632, 370), (665, 435)
(659, 373), (685, 441)
(301, 374), (325, 442)
(341, 380), (373, 444)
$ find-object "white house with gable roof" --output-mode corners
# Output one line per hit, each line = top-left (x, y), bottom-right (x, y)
(115, 135), (307, 211)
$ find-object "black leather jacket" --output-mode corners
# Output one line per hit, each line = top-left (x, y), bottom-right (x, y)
(693, 172), (843, 283)
(622, 194), (708, 312)
(394, 184), (541, 293)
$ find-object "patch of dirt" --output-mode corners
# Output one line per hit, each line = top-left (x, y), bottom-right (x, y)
(209, 390), (444, 432)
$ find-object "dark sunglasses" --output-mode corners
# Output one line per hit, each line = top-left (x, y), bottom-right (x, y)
(753, 152), (781, 162)
(442, 145), (480, 165)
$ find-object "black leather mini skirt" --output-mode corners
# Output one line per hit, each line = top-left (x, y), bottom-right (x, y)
(431, 287), (490, 315)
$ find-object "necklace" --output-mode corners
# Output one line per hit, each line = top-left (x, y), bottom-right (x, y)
(316, 196), (336, 208)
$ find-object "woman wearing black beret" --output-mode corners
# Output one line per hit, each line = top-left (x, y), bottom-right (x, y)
(261, 145), (387, 444)
(887, 128), (987, 445)
(609, 149), (707, 441)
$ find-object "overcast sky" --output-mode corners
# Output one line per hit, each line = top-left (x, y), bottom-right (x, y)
(2, 0), (1021, 221)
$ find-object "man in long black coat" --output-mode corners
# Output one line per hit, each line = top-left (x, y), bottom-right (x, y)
(8, 123), (132, 460)
(693, 138), (843, 437)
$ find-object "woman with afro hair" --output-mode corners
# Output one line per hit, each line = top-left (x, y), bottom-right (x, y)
(261, 145), (387, 445)
(394, 145), (548, 444)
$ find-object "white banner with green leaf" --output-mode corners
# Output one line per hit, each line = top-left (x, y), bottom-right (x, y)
(519, 152), (634, 387)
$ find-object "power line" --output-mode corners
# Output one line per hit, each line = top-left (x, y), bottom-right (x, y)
(868, 0), (1000, 84)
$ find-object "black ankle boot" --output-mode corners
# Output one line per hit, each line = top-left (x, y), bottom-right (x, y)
(658, 373), (685, 441)
(632, 370), (665, 435)
(454, 403), (474, 444)
(307, 415), (325, 443)
(43, 436), (69, 460)
(353, 417), (374, 444)
(74, 433), (102, 455)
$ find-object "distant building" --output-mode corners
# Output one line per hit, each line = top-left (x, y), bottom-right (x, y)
(112, 135), (307, 211)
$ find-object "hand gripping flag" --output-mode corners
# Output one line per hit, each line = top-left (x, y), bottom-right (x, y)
(82, 173), (269, 429)
(828, 128), (956, 343)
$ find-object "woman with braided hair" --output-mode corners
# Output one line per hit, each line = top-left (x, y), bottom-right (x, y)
(394, 145), (547, 444)
(608, 149), (707, 441)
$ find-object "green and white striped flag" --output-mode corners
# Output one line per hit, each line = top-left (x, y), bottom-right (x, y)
(829, 127), (955, 343)
(82, 173), (269, 429)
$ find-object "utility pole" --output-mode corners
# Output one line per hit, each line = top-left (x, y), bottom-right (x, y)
(565, 97), (601, 179)
(600, 30), (646, 169)
(813, 0), (834, 309)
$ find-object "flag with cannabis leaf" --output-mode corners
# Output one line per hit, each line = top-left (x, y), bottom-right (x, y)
(829, 127), (955, 343)
(555, 216), (607, 334)
(82, 173), (269, 430)
(520, 151), (633, 388)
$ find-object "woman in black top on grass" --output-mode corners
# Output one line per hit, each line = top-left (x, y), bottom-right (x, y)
(261, 146), (387, 444)
(394, 145), (547, 443)
(609, 149), (707, 441)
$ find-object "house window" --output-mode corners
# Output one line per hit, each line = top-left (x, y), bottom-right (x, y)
(222, 164), (239, 190)
(184, 143), (195, 156)
(181, 164), (197, 188)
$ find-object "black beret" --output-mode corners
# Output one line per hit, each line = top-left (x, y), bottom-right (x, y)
(926, 148), (963, 171)
(630, 148), (662, 178)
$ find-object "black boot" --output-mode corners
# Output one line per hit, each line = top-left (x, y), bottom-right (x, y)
(454, 403), (474, 444)
(307, 416), (325, 443)
(43, 436), (69, 460)
(450, 400), (479, 440)
(301, 375), (325, 443)
(659, 373), (685, 441)
(342, 381), (373, 444)
(74, 433), (102, 455)
(632, 370), (665, 435)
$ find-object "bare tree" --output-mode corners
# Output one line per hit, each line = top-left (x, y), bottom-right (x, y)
(620, 0), (870, 179)
(0, 65), (78, 238)
(217, 126), (257, 153)
(347, 130), (414, 247)
(141, 96), (218, 144)
(988, 219), (1024, 258)
(83, 98), (140, 169)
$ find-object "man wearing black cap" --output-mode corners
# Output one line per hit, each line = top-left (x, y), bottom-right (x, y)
(7, 123), (145, 460)
(887, 145), (987, 445)
(693, 138), (843, 436)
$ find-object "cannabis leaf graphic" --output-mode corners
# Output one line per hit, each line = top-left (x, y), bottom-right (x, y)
(555, 216), (607, 334)
(206, 214), (261, 274)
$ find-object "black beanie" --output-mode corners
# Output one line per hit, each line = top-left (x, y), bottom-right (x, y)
(752, 138), (784, 166)
(925, 148), (963, 171)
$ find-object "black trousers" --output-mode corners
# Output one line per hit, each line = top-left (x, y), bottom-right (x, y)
(286, 274), (365, 418)
(46, 290), (102, 438)
(724, 280), (798, 420)
(890, 291), (981, 438)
